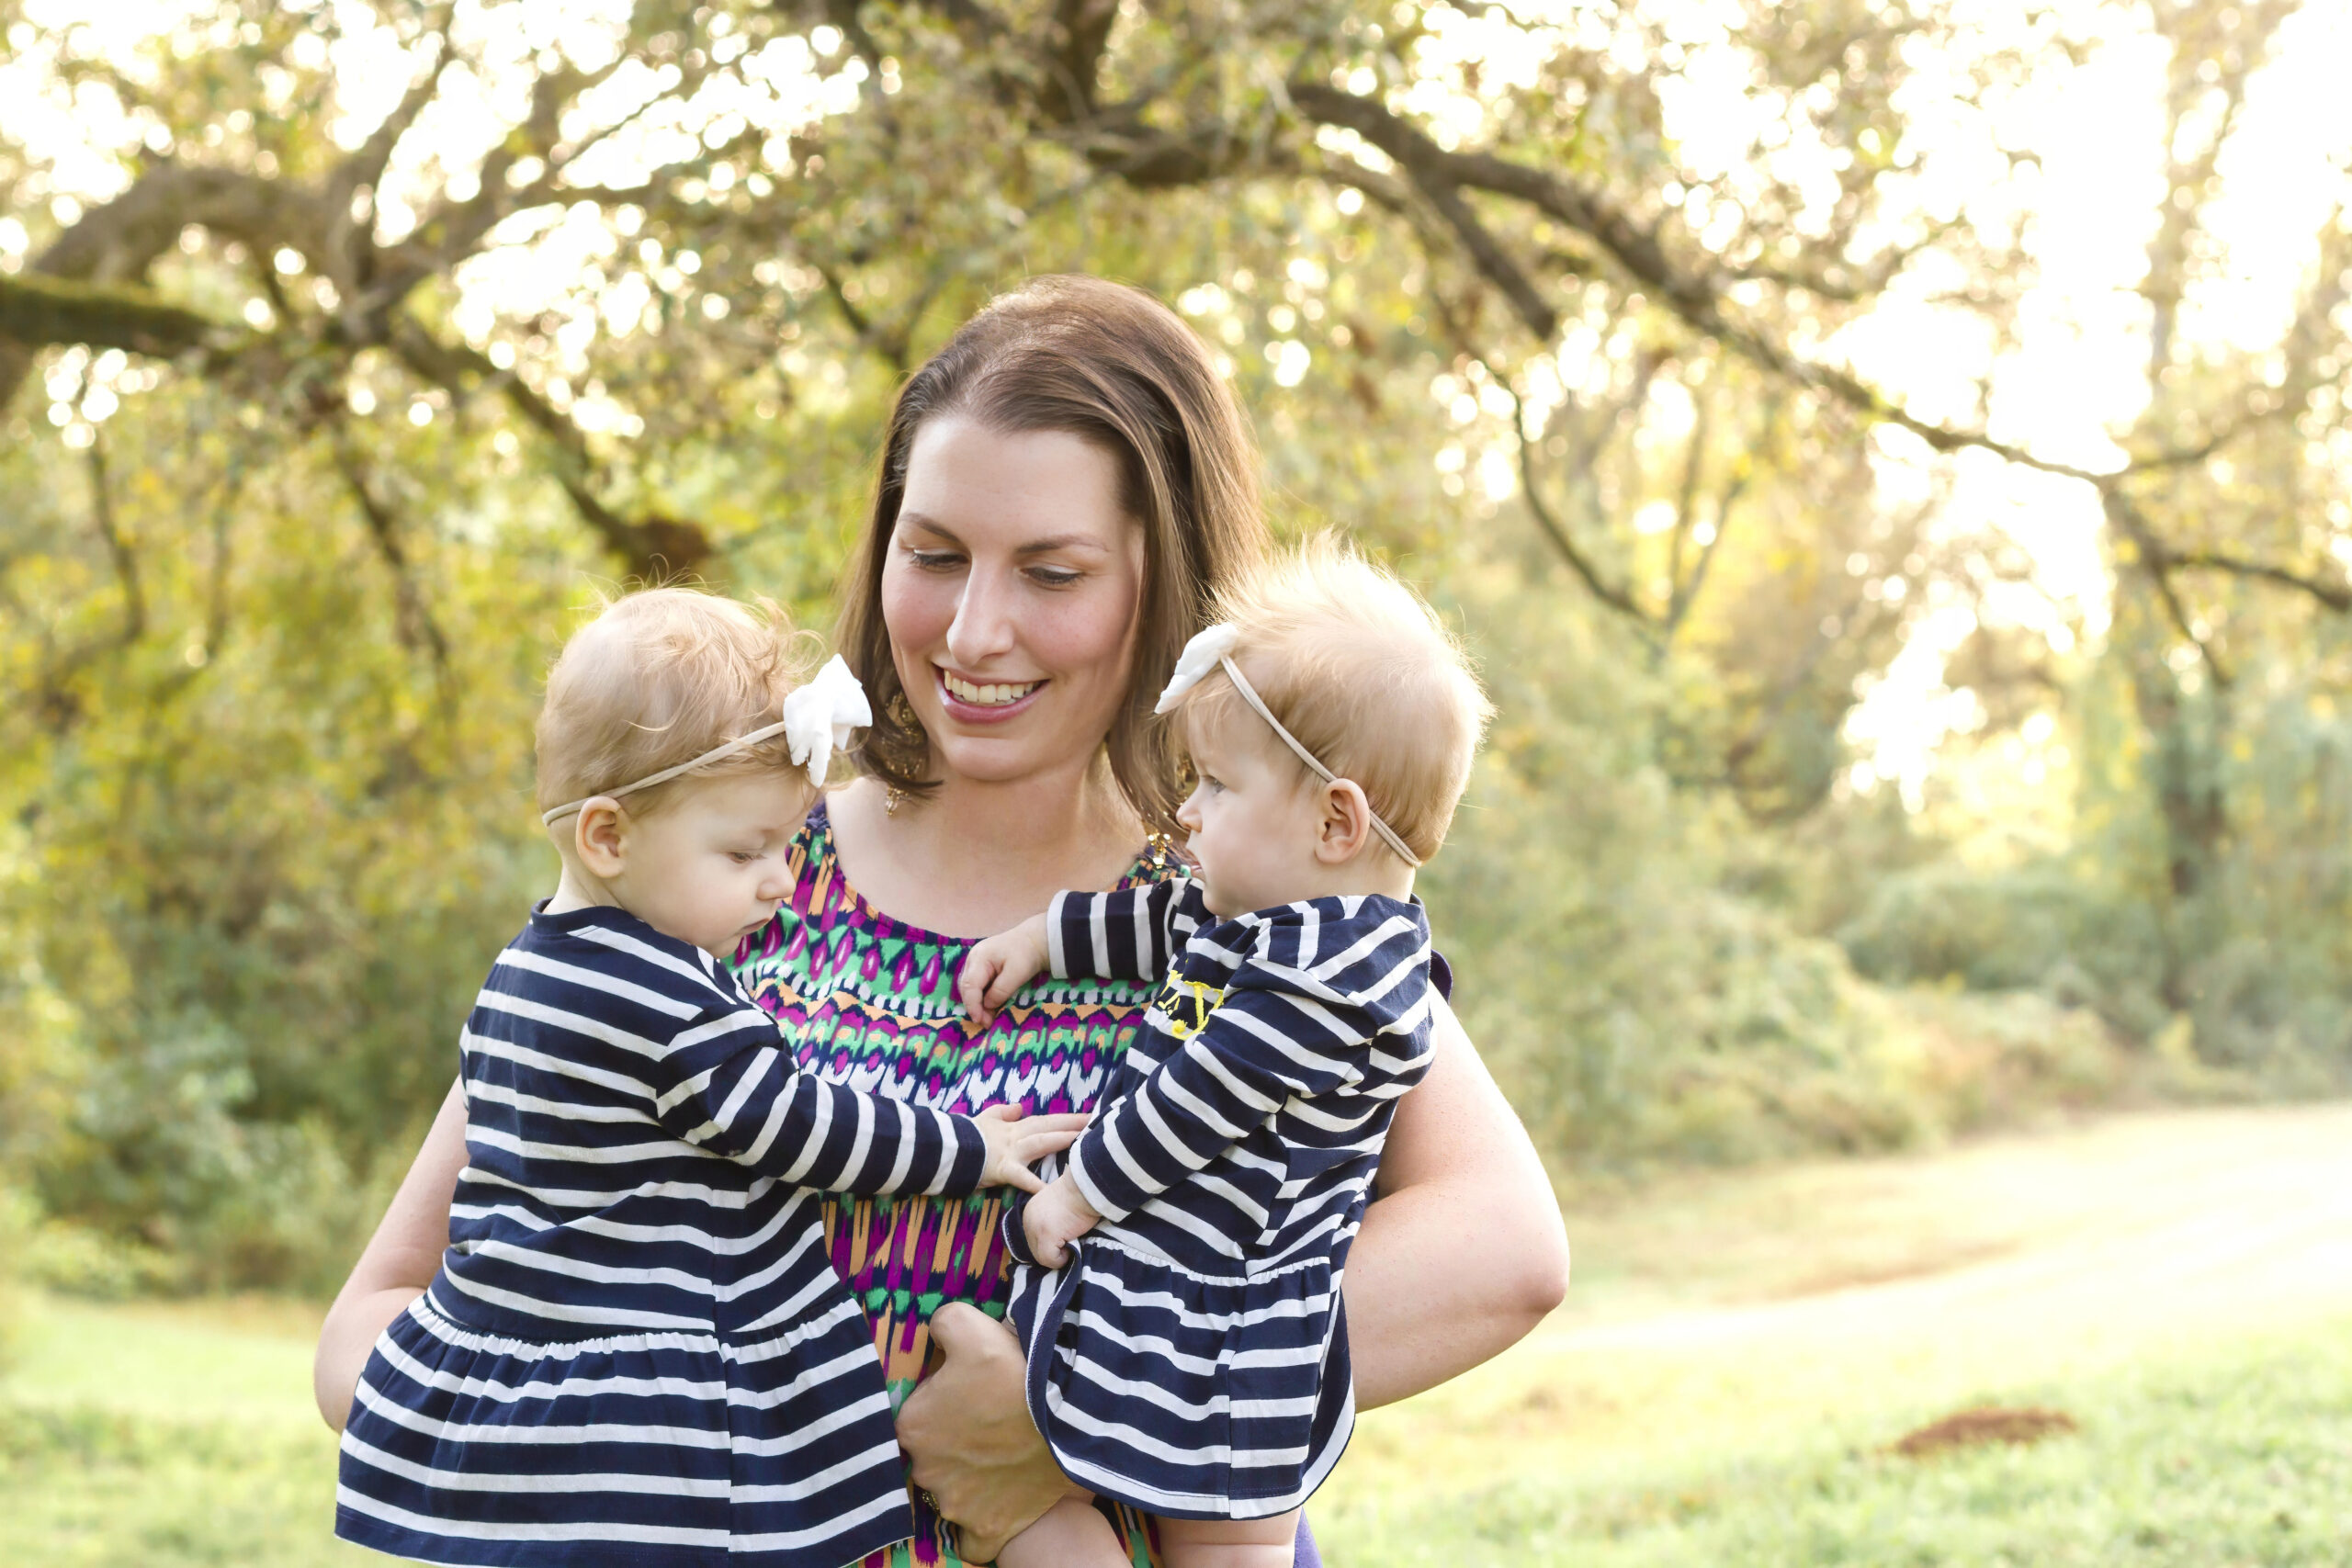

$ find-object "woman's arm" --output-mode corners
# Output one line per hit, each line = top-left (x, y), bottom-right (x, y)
(311, 1078), (469, 1432)
(899, 999), (1569, 1552)
(1346, 994), (1570, 1407)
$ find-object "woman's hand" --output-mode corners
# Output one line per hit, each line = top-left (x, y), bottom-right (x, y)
(897, 1302), (1079, 1562)
(312, 1079), (470, 1431)
(1343, 995), (1569, 1409)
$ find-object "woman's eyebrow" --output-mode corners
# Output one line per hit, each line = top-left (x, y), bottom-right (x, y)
(897, 511), (959, 542)
(1015, 535), (1114, 556)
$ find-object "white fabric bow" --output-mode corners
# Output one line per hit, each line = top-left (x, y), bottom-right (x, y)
(1155, 624), (1241, 715)
(783, 655), (874, 786)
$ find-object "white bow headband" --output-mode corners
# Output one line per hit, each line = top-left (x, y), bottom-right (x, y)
(540, 654), (873, 825)
(1155, 624), (1423, 868)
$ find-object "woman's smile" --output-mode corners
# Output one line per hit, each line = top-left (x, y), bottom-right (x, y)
(938, 667), (1048, 720)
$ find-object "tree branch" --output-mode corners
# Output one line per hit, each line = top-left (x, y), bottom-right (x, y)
(0, 272), (233, 360)
(328, 429), (449, 668)
(2165, 547), (2352, 613)
(1499, 378), (1653, 628)
(2104, 488), (2233, 688)
(85, 434), (145, 647)
(1037, 0), (1120, 121)
(385, 314), (713, 581)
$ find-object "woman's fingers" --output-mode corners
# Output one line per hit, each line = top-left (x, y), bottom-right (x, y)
(898, 1303), (1072, 1557)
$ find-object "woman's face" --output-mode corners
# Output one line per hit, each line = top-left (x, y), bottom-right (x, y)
(882, 415), (1147, 790)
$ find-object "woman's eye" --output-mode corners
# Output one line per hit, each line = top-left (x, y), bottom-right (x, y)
(1027, 566), (1081, 588)
(904, 547), (964, 571)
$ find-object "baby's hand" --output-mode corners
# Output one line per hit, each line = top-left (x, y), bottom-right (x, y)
(973, 1104), (1090, 1193)
(959, 915), (1053, 1027)
(1022, 1173), (1102, 1269)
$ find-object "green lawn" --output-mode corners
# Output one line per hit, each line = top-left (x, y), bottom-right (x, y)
(5, 1103), (2349, 1566)
(1318, 1316), (2352, 1566)
(0, 1296), (368, 1568)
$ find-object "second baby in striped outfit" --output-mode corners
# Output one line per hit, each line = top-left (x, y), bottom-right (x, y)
(960, 540), (1493, 1568)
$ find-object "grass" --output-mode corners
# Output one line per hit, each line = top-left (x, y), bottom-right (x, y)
(1318, 1317), (2352, 1566)
(0, 1296), (369, 1568)
(4, 1102), (2348, 1566)
(1316, 1100), (2352, 1567)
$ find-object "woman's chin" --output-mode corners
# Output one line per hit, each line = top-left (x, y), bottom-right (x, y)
(929, 729), (1082, 787)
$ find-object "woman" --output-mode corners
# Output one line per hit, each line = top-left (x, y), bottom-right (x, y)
(316, 276), (1570, 1566)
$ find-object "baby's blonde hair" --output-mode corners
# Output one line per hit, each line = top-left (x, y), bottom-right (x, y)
(536, 587), (822, 821)
(1181, 537), (1492, 863)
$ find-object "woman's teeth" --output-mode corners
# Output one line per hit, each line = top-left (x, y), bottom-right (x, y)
(943, 671), (1042, 707)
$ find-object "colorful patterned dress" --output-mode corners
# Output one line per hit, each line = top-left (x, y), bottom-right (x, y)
(729, 801), (1177, 1568)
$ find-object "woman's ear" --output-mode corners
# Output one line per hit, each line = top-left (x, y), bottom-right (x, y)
(1314, 779), (1374, 865)
(573, 798), (629, 878)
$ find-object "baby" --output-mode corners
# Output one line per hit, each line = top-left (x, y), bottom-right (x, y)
(958, 541), (1492, 1568)
(334, 588), (1083, 1568)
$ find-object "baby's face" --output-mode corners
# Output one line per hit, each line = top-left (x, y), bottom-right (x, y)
(608, 771), (812, 958)
(1171, 708), (1329, 919)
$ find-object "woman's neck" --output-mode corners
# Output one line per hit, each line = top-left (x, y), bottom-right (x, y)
(825, 752), (1148, 939)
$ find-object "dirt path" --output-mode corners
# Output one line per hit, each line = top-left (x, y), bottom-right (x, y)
(1328, 1100), (2352, 1503)
(1539, 1100), (2352, 1358)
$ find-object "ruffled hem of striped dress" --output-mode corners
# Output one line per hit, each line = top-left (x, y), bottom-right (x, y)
(335, 1291), (916, 1568)
(1004, 1231), (1356, 1522)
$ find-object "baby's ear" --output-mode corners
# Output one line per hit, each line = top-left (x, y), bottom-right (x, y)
(573, 797), (629, 875)
(1314, 779), (1375, 864)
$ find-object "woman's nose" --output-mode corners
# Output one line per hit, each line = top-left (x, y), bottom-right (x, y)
(944, 567), (1018, 667)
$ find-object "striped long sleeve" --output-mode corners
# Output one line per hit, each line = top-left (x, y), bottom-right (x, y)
(650, 1002), (985, 1196)
(550, 918), (987, 1199)
(1057, 895), (1432, 1224)
(1046, 875), (1206, 983)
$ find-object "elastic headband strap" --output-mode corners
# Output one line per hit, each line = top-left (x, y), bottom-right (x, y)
(539, 719), (789, 825)
(1216, 656), (1423, 869)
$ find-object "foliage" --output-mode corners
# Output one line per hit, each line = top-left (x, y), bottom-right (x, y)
(2, 0), (2351, 1286)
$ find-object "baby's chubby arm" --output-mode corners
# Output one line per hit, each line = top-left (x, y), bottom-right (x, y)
(959, 914), (1052, 1028)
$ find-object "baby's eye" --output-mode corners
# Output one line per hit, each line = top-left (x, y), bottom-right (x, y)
(729, 851), (760, 865)
(1201, 775), (1225, 794)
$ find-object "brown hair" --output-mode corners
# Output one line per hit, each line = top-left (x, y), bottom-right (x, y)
(1182, 537), (1493, 863)
(836, 275), (1267, 834)
(536, 587), (821, 822)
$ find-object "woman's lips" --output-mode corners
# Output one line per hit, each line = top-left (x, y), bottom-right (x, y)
(934, 668), (1046, 725)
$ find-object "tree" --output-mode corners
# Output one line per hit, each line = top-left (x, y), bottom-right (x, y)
(6, 0), (2352, 1277)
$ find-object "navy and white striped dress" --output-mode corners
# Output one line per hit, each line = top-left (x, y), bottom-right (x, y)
(1001, 878), (1434, 1520)
(336, 903), (986, 1568)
